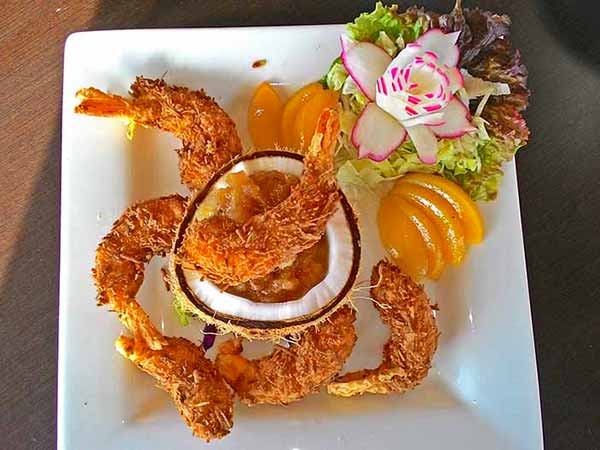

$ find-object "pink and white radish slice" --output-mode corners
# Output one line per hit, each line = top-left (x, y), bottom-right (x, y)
(340, 28), (475, 164)
(406, 125), (439, 165)
(428, 97), (477, 138)
(352, 103), (407, 161)
(340, 38), (391, 101)
(413, 29), (461, 66)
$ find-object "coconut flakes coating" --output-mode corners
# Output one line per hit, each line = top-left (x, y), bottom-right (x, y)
(93, 195), (234, 441)
(328, 261), (439, 397)
(75, 76), (243, 191)
(215, 306), (357, 405)
(177, 108), (341, 286)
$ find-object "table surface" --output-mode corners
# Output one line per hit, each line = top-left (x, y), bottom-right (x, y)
(0, 1), (598, 449)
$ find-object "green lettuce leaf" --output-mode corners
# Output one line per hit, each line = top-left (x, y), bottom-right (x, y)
(443, 136), (520, 201)
(322, 58), (346, 90)
(173, 296), (195, 326)
(347, 2), (430, 44)
(375, 31), (398, 56)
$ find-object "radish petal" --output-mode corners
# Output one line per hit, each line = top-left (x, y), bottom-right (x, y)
(400, 111), (445, 128)
(352, 103), (407, 161)
(340, 34), (355, 54)
(388, 43), (424, 70)
(447, 67), (464, 92)
(416, 29), (460, 67)
(406, 125), (439, 164)
(342, 41), (392, 101)
(427, 97), (477, 138)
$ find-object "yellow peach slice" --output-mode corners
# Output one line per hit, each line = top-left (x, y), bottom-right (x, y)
(392, 182), (466, 265)
(399, 173), (484, 244)
(280, 83), (323, 148)
(378, 194), (429, 280)
(248, 82), (283, 149)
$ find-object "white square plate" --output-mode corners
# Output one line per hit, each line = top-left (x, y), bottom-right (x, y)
(59, 26), (543, 450)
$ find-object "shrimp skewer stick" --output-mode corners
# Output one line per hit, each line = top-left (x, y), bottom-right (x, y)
(178, 108), (341, 286)
(75, 77), (243, 191)
(328, 261), (439, 397)
(93, 195), (234, 441)
(216, 306), (357, 405)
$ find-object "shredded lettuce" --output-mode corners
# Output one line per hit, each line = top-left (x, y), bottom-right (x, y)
(173, 296), (195, 326)
(337, 133), (517, 201)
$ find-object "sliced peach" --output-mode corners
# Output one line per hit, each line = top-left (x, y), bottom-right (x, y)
(392, 182), (466, 265)
(248, 82), (283, 149)
(378, 194), (429, 280)
(293, 89), (339, 151)
(391, 196), (447, 280)
(280, 83), (323, 148)
(399, 173), (484, 244)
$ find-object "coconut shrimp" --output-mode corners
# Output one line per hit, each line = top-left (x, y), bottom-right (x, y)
(75, 77), (243, 191)
(215, 306), (357, 405)
(178, 108), (341, 286)
(328, 261), (439, 397)
(93, 195), (234, 441)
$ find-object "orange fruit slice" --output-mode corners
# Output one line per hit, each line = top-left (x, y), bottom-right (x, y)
(399, 173), (484, 244)
(390, 196), (446, 280)
(248, 82), (283, 149)
(392, 182), (466, 265)
(293, 89), (339, 150)
(378, 194), (429, 280)
(280, 83), (323, 148)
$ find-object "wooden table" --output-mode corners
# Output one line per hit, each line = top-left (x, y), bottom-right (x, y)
(1, 1), (598, 449)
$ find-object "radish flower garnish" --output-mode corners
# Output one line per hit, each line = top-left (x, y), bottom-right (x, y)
(341, 28), (476, 164)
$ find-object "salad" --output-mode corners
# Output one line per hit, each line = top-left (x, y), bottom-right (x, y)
(324, 2), (530, 201)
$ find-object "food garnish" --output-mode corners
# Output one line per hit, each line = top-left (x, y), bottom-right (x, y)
(293, 88), (339, 150)
(329, 1), (529, 201)
(343, 28), (474, 163)
(248, 81), (283, 149)
(248, 80), (339, 151)
(378, 195), (430, 280)
(280, 82), (323, 147)
(400, 172), (484, 244)
(379, 173), (484, 279)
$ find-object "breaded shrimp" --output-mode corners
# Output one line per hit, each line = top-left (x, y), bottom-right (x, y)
(75, 77), (242, 191)
(177, 108), (341, 286)
(93, 195), (234, 441)
(116, 335), (233, 440)
(328, 261), (439, 397)
(215, 306), (357, 405)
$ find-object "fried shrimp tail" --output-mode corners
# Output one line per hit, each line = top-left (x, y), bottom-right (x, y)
(75, 77), (243, 191)
(178, 108), (341, 286)
(328, 261), (439, 397)
(116, 336), (233, 440)
(215, 306), (357, 405)
(93, 195), (234, 440)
